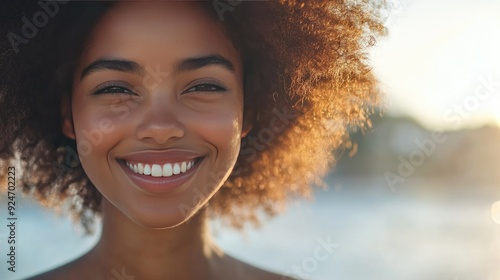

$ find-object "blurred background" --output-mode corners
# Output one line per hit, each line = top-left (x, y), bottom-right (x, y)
(1, 0), (500, 279)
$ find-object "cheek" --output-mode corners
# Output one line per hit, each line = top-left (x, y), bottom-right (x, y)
(192, 109), (243, 154)
(71, 104), (123, 181)
(69, 95), (244, 227)
(185, 107), (243, 189)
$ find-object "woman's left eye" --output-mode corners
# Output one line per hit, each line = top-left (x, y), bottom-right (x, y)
(185, 83), (227, 94)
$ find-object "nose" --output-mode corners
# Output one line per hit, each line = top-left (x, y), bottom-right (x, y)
(135, 95), (185, 145)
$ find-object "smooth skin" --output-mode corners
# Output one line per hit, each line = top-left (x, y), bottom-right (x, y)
(28, 2), (294, 280)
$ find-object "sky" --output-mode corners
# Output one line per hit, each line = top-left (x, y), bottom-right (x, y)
(371, 0), (500, 130)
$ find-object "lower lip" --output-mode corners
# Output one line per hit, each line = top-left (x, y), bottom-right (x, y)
(118, 158), (203, 193)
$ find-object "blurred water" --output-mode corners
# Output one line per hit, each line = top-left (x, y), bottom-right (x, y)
(0, 176), (499, 280)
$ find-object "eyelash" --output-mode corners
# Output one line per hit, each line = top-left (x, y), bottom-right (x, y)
(92, 81), (228, 95)
(185, 82), (227, 94)
(92, 82), (135, 95)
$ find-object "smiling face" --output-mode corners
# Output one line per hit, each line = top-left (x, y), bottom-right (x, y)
(62, 2), (248, 229)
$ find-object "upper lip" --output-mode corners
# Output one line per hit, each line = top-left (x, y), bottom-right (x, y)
(119, 150), (204, 165)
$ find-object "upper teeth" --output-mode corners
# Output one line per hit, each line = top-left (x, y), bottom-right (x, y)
(125, 160), (196, 177)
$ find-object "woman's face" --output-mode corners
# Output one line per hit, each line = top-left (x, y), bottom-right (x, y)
(62, 2), (246, 228)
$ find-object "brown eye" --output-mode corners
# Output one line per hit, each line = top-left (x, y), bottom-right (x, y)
(92, 81), (137, 95)
(94, 86), (132, 95)
(184, 83), (227, 94)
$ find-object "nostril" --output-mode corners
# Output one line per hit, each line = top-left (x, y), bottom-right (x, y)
(135, 105), (185, 144)
(135, 123), (185, 144)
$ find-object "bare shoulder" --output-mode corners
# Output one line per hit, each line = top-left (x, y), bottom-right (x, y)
(24, 255), (92, 280)
(243, 265), (298, 280)
(245, 266), (300, 280)
(25, 252), (299, 280)
(223, 254), (299, 280)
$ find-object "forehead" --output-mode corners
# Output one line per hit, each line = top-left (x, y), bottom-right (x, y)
(77, 1), (241, 73)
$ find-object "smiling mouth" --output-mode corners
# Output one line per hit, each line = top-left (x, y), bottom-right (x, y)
(120, 157), (203, 178)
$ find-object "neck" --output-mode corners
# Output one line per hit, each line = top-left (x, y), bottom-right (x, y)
(87, 200), (224, 279)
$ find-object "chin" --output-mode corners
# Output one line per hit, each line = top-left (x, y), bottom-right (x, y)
(126, 203), (204, 230)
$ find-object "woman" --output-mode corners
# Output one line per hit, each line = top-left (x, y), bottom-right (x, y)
(0, 0), (385, 279)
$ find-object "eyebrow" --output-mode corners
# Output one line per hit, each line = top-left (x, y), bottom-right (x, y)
(175, 55), (235, 74)
(80, 55), (235, 80)
(80, 59), (143, 79)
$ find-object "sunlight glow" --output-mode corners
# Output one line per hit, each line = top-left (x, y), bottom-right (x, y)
(492, 201), (500, 225)
(372, 0), (500, 130)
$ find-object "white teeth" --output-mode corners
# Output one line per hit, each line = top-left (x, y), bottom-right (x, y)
(143, 164), (151, 175)
(151, 164), (162, 177)
(163, 163), (173, 176)
(173, 163), (180, 175)
(124, 159), (197, 177)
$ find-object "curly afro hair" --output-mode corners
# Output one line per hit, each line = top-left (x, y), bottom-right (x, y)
(0, 0), (386, 233)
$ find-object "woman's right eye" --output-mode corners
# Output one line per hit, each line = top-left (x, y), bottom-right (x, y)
(93, 85), (135, 95)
